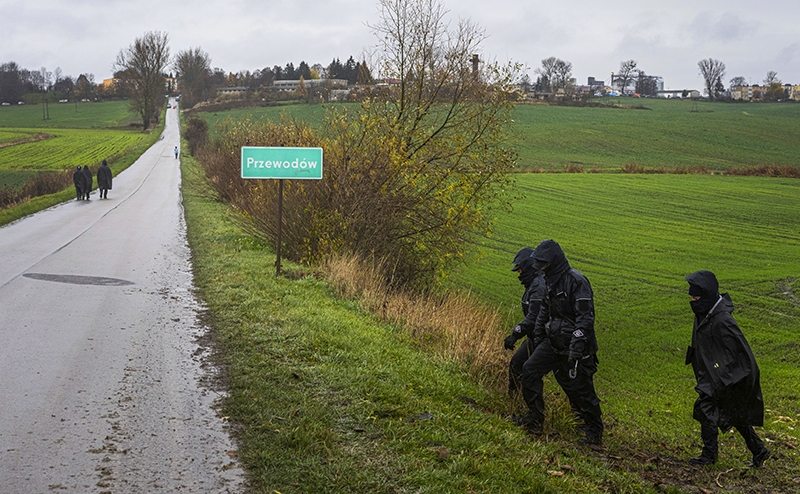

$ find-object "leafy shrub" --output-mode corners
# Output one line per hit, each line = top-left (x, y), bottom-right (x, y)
(183, 116), (208, 155)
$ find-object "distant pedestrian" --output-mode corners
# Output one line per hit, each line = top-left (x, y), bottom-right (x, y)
(73, 166), (84, 201)
(97, 160), (112, 199)
(684, 270), (770, 468)
(174, 146), (179, 159)
(81, 165), (93, 200)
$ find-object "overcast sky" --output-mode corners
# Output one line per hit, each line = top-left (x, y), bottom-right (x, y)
(2, 0), (798, 91)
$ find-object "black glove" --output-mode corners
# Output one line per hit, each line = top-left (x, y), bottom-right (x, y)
(568, 339), (585, 364)
(504, 332), (520, 350)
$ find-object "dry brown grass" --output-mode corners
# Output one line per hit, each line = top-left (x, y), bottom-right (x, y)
(0, 170), (73, 210)
(325, 253), (508, 393)
(727, 164), (800, 178)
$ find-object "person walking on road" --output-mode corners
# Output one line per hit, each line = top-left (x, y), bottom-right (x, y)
(73, 166), (85, 201)
(684, 270), (770, 468)
(512, 239), (603, 446)
(97, 160), (112, 199)
(174, 146), (179, 160)
(81, 165), (93, 200)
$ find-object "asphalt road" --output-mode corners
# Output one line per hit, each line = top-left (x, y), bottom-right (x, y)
(0, 101), (245, 493)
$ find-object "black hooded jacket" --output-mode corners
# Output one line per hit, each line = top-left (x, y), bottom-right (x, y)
(97, 162), (112, 189)
(685, 270), (764, 426)
(82, 166), (93, 191)
(517, 240), (598, 357)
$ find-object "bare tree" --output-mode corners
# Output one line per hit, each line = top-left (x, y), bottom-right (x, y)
(115, 31), (171, 130)
(536, 56), (572, 92)
(173, 47), (212, 108)
(615, 60), (637, 95)
(764, 71), (779, 85)
(698, 58), (726, 100)
(729, 76), (747, 88)
(552, 58), (573, 91)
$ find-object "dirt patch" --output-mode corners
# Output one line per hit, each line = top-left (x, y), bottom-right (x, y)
(0, 133), (51, 148)
(777, 278), (800, 309)
(604, 438), (800, 493)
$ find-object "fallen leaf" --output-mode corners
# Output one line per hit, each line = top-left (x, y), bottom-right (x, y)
(353, 427), (365, 433)
(547, 470), (564, 477)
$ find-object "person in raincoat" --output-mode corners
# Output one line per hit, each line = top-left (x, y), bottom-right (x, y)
(684, 270), (770, 467)
(97, 160), (112, 199)
(81, 165), (93, 200)
(73, 166), (85, 200)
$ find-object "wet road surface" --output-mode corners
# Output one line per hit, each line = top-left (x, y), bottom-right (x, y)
(0, 101), (245, 493)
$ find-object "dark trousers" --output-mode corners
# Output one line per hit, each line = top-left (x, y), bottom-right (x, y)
(510, 338), (580, 416)
(520, 339), (603, 436)
(99, 188), (108, 198)
(699, 422), (765, 459)
(695, 393), (765, 459)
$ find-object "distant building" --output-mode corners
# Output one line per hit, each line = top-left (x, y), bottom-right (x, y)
(271, 79), (348, 92)
(657, 89), (701, 99)
(217, 86), (249, 96)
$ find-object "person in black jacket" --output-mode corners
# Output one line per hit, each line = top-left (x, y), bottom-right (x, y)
(505, 247), (580, 416)
(97, 159), (112, 199)
(505, 247), (546, 393)
(684, 270), (770, 467)
(513, 239), (603, 445)
(81, 165), (93, 200)
(73, 166), (85, 200)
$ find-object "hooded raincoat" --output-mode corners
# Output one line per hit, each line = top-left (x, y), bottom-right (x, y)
(685, 270), (764, 427)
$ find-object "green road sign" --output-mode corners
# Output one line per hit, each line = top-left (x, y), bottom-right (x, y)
(241, 146), (323, 180)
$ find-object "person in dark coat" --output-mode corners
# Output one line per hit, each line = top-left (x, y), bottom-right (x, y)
(81, 165), (93, 200)
(684, 270), (770, 467)
(505, 247), (580, 415)
(97, 160), (112, 199)
(73, 166), (85, 200)
(513, 239), (603, 445)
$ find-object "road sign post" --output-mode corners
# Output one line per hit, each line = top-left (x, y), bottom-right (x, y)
(241, 147), (323, 275)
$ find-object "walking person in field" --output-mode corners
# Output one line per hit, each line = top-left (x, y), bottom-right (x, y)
(684, 270), (770, 467)
(512, 239), (603, 445)
(97, 160), (112, 199)
(73, 166), (85, 201)
(81, 165), (93, 200)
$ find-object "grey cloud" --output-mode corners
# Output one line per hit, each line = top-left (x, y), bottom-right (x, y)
(687, 11), (758, 43)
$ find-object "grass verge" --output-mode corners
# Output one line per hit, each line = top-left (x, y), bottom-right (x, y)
(180, 154), (651, 493)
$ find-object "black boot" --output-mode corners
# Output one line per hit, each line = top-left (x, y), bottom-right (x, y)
(512, 412), (543, 434)
(750, 447), (770, 468)
(689, 423), (718, 465)
(689, 455), (716, 465)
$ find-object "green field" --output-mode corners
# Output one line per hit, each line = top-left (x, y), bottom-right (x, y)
(511, 99), (800, 170)
(0, 128), (148, 171)
(0, 99), (142, 129)
(197, 99), (800, 172)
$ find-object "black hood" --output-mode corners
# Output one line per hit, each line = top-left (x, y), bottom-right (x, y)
(532, 239), (570, 282)
(686, 270), (721, 319)
(512, 247), (536, 286)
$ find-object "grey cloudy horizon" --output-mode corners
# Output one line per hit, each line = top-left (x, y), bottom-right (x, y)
(2, 0), (798, 92)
